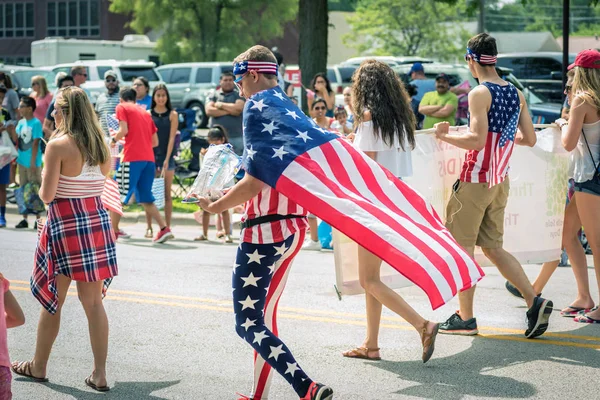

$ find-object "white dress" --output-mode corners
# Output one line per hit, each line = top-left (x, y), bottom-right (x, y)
(570, 119), (600, 183)
(353, 120), (413, 178)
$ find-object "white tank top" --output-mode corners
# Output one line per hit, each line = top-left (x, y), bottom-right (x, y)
(55, 163), (106, 199)
(570, 119), (600, 182)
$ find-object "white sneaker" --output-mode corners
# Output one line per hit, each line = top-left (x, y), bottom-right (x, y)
(302, 239), (321, 251)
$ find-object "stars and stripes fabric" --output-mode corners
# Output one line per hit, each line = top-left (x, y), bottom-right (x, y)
(241, 185), (308, 244)
(101, 177), (123, 216)
(242, 86), (484, 310)
(234, 61), (278, 76)
(233, 231), (312, 398)
(107, 114), (126, 146)
(465, 47), (497, 65)
(32, 197), (118, 314)
(459, 82), (520, 188)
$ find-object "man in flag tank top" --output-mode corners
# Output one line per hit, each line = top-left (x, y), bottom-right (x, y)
(195, 46), (333, 400)
(434, 33), (554, 339)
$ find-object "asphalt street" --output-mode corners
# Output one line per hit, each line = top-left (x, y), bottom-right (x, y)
(1, 213), (599, 400)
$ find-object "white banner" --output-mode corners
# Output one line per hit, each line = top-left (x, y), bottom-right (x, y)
(334, 127), (569, 296)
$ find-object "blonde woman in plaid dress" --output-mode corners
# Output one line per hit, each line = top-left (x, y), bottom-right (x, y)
(11, 87), (117, 392)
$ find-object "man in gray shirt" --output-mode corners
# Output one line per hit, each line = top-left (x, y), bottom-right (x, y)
(95, 70), (120, 136)
(205, 72), (245, 155)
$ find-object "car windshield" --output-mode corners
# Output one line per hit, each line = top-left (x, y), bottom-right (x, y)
(338, 67), (357, 84)
(13, 70), (57, 89)
(120, 67), (159, 82)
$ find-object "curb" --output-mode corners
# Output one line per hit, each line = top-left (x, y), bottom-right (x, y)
(5, 203), (243, 228)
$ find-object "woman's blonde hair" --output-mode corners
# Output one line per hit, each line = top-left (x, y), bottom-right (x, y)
(54, 86), (110, 166)
(31, 75), (50, 98)
(572, 66), (600, 112)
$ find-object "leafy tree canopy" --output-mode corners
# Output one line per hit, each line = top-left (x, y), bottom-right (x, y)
(110, 0), (298, 63)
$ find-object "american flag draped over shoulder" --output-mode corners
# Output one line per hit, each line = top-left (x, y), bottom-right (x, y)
(242, 86), (484, 310)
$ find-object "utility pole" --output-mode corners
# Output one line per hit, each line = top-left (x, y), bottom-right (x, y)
(477, 0), (485, 33)
(563, 0), (570, 100)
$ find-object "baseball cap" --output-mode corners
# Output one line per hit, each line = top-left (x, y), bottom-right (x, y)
(104, 70), (118, 80)
(409, 62), (424, 74)
(568, 49), (600, 70)
(435, 73), (449, 82)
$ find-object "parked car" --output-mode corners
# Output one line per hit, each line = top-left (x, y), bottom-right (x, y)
(496, 52), (576, 103)
(156, 62), (237, 128)
(0, 64), (58, 97)
(51, 59), (162, 104)
(393, 63), (562, 124)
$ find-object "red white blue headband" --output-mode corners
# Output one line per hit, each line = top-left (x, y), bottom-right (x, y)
(465, 47), (497, 65)
(233, 60), (278, 76)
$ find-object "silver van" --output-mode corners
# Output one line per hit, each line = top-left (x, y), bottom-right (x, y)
(156, 62), (235, 128)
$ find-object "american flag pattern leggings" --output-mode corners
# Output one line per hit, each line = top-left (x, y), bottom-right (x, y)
(233, 230), (312, 399)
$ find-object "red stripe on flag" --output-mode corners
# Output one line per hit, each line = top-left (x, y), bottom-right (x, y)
(328, 140), (477, 288)
(101, 178), (123, 216)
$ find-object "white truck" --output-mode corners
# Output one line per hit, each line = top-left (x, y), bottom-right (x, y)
(31, 35), (159, 67)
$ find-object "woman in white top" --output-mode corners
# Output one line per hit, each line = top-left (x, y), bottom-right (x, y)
(343, 60), (440, 362)
(557, 50), (600, 324)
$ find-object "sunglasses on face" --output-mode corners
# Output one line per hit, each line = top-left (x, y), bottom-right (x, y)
(566, 85), (572, 93)
(31, 82), (39, 86)
(314, 106), (326, 111)
(234, 72), (249, 91)
(105, 79), (116, 83)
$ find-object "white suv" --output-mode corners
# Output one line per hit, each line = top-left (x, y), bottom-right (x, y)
(51, 59), (162, 104)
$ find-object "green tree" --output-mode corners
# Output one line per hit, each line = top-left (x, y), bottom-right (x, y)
(109, 0), (298, 63)
(345, 0), (471, 61)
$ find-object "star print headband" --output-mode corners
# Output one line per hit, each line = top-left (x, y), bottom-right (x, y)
(233, 60), (278, 76)
(464, 47), (497, 65)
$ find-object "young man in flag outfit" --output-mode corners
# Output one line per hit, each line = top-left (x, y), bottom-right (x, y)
(434, 33), (554, 338)
(196, 46), (333, 400)
(198, 44), (485, 399)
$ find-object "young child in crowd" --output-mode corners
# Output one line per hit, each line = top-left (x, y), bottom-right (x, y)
(15, 96), (44, 229)
(1, 273), (26, 398)
(330, 106), (353, 135)
(194, 126), (233, 243)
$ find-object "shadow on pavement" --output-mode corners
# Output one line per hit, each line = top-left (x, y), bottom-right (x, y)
(118, 238), (197, 250)
(367, 324), (600, 400)
(23, 379), (181, 400)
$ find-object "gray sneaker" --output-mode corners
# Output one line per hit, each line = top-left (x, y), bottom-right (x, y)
(439, 312), (478, 336)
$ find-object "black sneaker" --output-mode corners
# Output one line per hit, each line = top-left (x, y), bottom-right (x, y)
(525, 296), (553, 338)
(302, 382), (333, 400)
(15, 219), (28, 229)
(505, 281), (542, 300)
(439, 312), (478, 335)
(505, 281), (523, 299)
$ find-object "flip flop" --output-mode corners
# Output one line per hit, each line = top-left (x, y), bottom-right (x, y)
(11, 361), (49, 382)
(342, 346), (381, 360)
(560, 305), (593, 317)
(573, 314), (600, 324)
(85, 376), (110, 392)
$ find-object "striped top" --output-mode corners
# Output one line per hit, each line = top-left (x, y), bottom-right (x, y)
(459, 82), (519, 186)
(241, 184), (308, 244)
(55, 163), (106, 199)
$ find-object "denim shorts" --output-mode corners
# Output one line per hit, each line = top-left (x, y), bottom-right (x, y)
(573, 175), (600, 197)
(155, 157), (175, 171)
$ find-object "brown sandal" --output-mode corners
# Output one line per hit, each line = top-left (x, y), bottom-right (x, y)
(421, 321), (440, 364)
(11, 361), (48, 382)
(342, 346), (381, 360)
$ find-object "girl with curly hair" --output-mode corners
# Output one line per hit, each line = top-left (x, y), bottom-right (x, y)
(342, 60), (440, 362)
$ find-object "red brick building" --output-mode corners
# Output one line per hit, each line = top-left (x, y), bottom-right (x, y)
(0, 0), (132, 65)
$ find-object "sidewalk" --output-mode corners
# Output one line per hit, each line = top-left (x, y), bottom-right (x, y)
(5, 203), (244, 228)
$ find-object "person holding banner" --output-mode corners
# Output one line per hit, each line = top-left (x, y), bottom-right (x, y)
(11, 87), (117, 391)
(434, 33), (554, 338)
(556, 49), (600, 324)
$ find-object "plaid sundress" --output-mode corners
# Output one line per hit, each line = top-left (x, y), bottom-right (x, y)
(32, 196), (118, 314)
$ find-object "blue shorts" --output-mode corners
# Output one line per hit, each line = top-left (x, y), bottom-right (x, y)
(0, 164), (9, 185)
(574, 175), (600, 197)
(124, 161), (155, 204)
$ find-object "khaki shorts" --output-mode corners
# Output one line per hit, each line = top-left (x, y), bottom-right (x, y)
(445, 178), (509, 249)
(18, 165), (41, 187)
